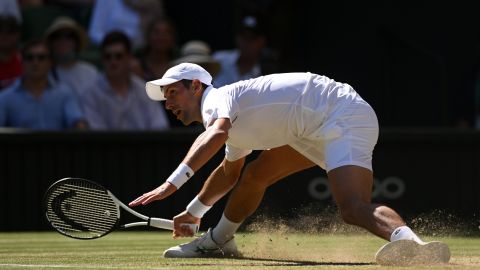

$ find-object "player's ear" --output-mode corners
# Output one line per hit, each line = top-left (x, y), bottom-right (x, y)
(192, 79), (202, 95)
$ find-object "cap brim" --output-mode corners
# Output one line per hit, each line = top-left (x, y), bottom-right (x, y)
(145, 78), (179, 101)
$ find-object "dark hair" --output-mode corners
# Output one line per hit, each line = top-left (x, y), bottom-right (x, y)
(236, 14), (266, 37)
(181, 79), (208, 90)
(100, 31), (132, 52)
(21, 39), (51, 57)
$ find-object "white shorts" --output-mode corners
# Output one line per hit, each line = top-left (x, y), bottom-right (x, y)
(289, 100), (379, 172)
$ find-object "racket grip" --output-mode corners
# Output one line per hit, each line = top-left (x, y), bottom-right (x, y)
(149, 218), (199, 234)
(149, 218), (174, 230)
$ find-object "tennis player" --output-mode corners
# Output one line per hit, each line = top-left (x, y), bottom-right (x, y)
(129, 63), (450, 265)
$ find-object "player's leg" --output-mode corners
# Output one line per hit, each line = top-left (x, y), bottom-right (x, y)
(327, 166), (450, 266)
(326, 165), (406, 240)
(211, 145), (315, 244)
(324, 102), (449, 265)
(224, 145), (315, 223)
(163, 145), (314, 258)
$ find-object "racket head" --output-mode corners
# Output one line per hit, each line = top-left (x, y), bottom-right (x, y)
(43, 178), (120, 240)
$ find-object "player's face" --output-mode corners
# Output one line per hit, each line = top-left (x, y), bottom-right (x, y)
(163, 81), (202, 125)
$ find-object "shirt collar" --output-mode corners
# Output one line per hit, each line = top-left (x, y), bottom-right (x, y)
(200, 85), (215, 124)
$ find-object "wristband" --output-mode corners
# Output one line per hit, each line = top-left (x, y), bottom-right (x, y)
(166, 163), (194, 189)
(186, 196), (212, 218)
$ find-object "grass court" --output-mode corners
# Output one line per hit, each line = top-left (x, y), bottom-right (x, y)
(0, 231), (479, 270)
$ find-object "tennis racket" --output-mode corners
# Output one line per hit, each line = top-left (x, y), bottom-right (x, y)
(44, 177), (198, 240)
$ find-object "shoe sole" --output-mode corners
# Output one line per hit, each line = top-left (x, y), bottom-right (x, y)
(375, 240), (450, 266)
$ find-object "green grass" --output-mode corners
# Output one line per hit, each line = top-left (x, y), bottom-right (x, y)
(0, 231), (479, 269)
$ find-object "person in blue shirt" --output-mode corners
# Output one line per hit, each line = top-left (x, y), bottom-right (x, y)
(0, 39), (87, 130)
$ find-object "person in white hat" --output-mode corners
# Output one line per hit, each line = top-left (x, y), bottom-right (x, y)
(171, 40), (220, 78)
(129, 63), (450, 266)
(45, 16), (98, 97)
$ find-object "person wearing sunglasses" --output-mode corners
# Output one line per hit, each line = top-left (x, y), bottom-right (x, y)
(0, 39), (87, 130)
(79, 31), (169, 130)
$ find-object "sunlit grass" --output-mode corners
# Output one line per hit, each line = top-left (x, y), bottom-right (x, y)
(0, 231), (478, 270)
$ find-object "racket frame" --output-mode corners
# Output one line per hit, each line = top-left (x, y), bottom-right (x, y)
(44, 178), (198, 240)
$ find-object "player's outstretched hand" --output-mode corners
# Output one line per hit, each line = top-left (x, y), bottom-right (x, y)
(173, 210), (200, 238)
(128, 182), (177, 207)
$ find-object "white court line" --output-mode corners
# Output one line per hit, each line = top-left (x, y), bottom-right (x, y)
(0, 264), (170, 269)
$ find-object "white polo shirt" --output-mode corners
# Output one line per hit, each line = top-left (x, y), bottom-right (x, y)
(201, 72), (365, 162)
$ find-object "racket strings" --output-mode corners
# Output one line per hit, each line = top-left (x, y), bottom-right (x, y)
(45, 180), (119, 239)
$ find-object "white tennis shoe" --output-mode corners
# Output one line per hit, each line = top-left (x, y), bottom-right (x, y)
(375, 239), (450, 266)
(163, 228), (239, 258)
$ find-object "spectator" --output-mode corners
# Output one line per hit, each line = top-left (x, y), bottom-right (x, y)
(213, 14), (278, 87)
(0, 15), (22, 90)
(80, 31), (169, 130)
(0, 0), (21, 23)
(137, 16), (178, 81)
(0, 39), (87, 130)
(171, 40), (220, 78)
(88, 0), (162, 50)
(45, 16), (98, 97)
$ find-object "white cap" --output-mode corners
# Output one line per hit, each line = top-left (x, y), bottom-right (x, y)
(146, 63), (213, 101)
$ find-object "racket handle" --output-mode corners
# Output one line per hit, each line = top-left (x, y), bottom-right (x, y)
(149, 218), (199, 234)
(149, 218), (173, 230)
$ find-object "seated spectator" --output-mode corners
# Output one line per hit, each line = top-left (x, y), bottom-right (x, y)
(79, 31), (169, 130)
(137, 16), (178, 81)
(0, 39), (87, 130)
(171, 40), (220, 78)
(213, 14), (278, 87)
(45, 16), (98, 97)
(0, 15), (22, 90)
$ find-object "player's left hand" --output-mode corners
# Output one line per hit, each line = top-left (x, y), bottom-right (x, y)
(173, 210), (200, 238)
(128, 182), (177, 207)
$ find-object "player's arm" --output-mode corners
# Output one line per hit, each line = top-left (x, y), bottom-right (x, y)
(129, 118), (231, 207)
(182, 117), (231, 171)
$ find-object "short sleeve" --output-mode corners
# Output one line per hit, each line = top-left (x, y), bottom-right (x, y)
(202, 89), (239, 128)
(225, 143), (252, 162)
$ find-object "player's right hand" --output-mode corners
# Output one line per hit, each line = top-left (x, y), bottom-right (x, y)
(128, 182), (177, 207)
(172, 210), (200, 238)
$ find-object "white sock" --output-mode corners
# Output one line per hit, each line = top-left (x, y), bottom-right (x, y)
(212, 213), (242, 245)
(390, 225), (425, 244)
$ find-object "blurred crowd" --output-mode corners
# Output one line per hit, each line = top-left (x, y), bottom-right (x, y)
(1, 0), (479, 130)
(0, 0), (278, 131)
